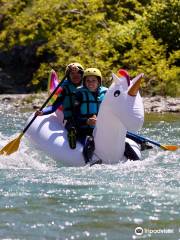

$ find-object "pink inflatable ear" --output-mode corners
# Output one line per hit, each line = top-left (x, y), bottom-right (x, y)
(117, 69), (130, 86)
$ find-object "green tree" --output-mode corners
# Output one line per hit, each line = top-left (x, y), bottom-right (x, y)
(145, 0), (180, 52)
(0, 0), (179, 96)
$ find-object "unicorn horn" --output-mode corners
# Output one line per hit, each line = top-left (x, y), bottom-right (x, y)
(128, 74), (143, 96)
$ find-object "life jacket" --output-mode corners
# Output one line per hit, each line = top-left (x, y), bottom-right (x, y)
(77, 86), (107, 128)
(61, 79), (77, 119)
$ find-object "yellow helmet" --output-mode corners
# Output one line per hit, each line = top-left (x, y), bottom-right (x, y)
(83, 68), (102, 85)
(65, 62), (84, 75)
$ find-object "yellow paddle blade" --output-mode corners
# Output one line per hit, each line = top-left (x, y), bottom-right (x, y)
(0, 133), (24, 156)
(161, 145), (180, 151)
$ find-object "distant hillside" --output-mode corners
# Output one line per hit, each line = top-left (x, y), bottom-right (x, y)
(0, 0), (179, 96)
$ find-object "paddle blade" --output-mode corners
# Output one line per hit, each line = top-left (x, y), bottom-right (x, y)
(161, 145), (179, 151)
(0, 133), (24, 155)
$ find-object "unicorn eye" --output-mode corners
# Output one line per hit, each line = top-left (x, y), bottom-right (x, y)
(114, 90), (121, 97)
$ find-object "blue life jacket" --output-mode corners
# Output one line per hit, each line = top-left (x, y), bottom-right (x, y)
(76, 86), (107, 129)
(61, 79), (77, 119)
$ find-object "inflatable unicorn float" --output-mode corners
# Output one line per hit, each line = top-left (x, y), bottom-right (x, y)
(26, 69), (144, 166)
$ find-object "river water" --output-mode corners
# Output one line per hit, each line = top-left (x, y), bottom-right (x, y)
(0, 104), (179, 240)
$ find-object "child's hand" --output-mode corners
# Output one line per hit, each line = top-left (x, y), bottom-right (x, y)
(87, 115), (97, 126)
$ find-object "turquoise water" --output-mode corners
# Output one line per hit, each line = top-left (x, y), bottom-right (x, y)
(0, 105), (179, 240)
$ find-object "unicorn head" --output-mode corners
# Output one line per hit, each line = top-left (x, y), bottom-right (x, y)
(102, 70), (144, 132)
(94, 69), (144, 164)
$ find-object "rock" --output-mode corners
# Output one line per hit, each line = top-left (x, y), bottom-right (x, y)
(0, 93), (179, 113)
(143, 96), (180, 113)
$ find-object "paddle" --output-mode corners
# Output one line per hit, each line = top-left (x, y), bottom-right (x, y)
(0, 70), (66, 156)
(127, 131), (179, 151)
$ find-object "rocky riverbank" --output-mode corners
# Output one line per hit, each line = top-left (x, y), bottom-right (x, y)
(0, 93), (180, 113)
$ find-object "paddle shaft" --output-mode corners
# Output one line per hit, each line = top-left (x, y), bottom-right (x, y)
(127, 131), (161, 147)
(22, 74), (67, 135)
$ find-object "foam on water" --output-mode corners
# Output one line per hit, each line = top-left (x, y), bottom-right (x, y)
(0, 132), (55, 171)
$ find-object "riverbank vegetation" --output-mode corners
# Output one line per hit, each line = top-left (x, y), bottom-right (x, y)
(0, 0), (179, 96)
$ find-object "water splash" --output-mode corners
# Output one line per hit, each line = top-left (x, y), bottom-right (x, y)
(0, 132), (55, 171)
